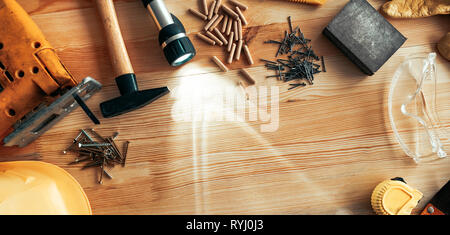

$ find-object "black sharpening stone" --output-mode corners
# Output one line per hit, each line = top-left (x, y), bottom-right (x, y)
(322, 0), (407, 75)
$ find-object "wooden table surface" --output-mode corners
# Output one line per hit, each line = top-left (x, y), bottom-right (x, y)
(1, 0), (449, 215)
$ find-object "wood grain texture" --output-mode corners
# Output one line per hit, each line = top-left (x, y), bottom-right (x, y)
(0, 0), (449, 215)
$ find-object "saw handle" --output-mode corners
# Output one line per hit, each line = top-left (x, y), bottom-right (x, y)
(95, 0), (134, 77)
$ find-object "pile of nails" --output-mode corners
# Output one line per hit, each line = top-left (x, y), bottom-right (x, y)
(262, 16), (326, 90)
(64, 129), (129, 184)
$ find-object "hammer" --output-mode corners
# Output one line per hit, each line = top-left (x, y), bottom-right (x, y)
(96, 0), (169, 118)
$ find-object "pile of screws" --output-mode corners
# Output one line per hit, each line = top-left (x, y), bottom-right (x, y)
(64, 129), (129, 184)
(262, 16), (325, 90)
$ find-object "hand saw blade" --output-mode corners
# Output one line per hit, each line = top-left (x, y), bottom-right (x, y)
(2, 77), (102, 147)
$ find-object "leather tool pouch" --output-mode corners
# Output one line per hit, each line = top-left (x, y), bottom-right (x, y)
(0, 0), (78, 139)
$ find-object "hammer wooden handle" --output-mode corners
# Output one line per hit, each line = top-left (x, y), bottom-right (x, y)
(95, 0), (134, 77)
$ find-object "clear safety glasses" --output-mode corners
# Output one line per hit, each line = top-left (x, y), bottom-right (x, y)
(388, 53), (449, 163)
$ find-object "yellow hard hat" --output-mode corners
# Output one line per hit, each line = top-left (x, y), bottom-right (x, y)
(0, 161), (91, 215)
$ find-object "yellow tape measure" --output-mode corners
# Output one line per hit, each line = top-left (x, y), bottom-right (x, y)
(371, 177), (423, 215)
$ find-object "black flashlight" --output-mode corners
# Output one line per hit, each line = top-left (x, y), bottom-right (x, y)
(142, 0), (196, 66)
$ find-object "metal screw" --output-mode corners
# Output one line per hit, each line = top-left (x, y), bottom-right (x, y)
(67, 130), (129, 185)
(105, 137), (123, 160)
(63, 131), (87, 154)
(103, 169), (113, 179)
(74, 131), (84, 142)
(78, 142), (112, 148)
(81, 129), (95, 142)
(78, 147), (104, 154)
(103, 148), (114, 158)
(427, 206), (434, 214)
(111, 131), (119, 140)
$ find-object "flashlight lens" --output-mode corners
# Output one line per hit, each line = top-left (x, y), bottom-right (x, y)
(172, 53), (194, 66)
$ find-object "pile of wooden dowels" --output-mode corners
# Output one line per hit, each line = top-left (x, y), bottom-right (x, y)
(189, 0), (254, 72)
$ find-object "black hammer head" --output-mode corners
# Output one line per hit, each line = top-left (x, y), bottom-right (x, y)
(100, 86), (169, 118)
(100, 73), (169, 118)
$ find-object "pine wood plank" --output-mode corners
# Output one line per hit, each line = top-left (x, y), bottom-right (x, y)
(0, 0), (449, 215)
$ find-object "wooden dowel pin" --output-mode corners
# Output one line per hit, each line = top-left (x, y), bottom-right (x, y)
(227, 32), (234, 52)
(208, 1), (216, 20)
(239, 68), (256, 100)
(237, 18), (243, 40)
(229, 0), (248, 10)
(202, 0), (209, 15)
(243, 44), (254, 65)
(204, 14), (219, 31)
(235, 6), (248, 26)
(189, 8), (207, 21)
(228, 43), (236, 64)
(233, 20), (238, 42)
(239, 69), (256, 87)
(209, 14), (224, 31)
(212, 56), (229, 72)
(214, 0), (222, 14)
(226, 17), (233, 35)
(222, 15), (229, 33)
(214, 28), (228, 45)
(206, 30), (223, 46)
(197, 32), (216, 45)
(235, 40), (243, 60)
(221, 4), (239, 19)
